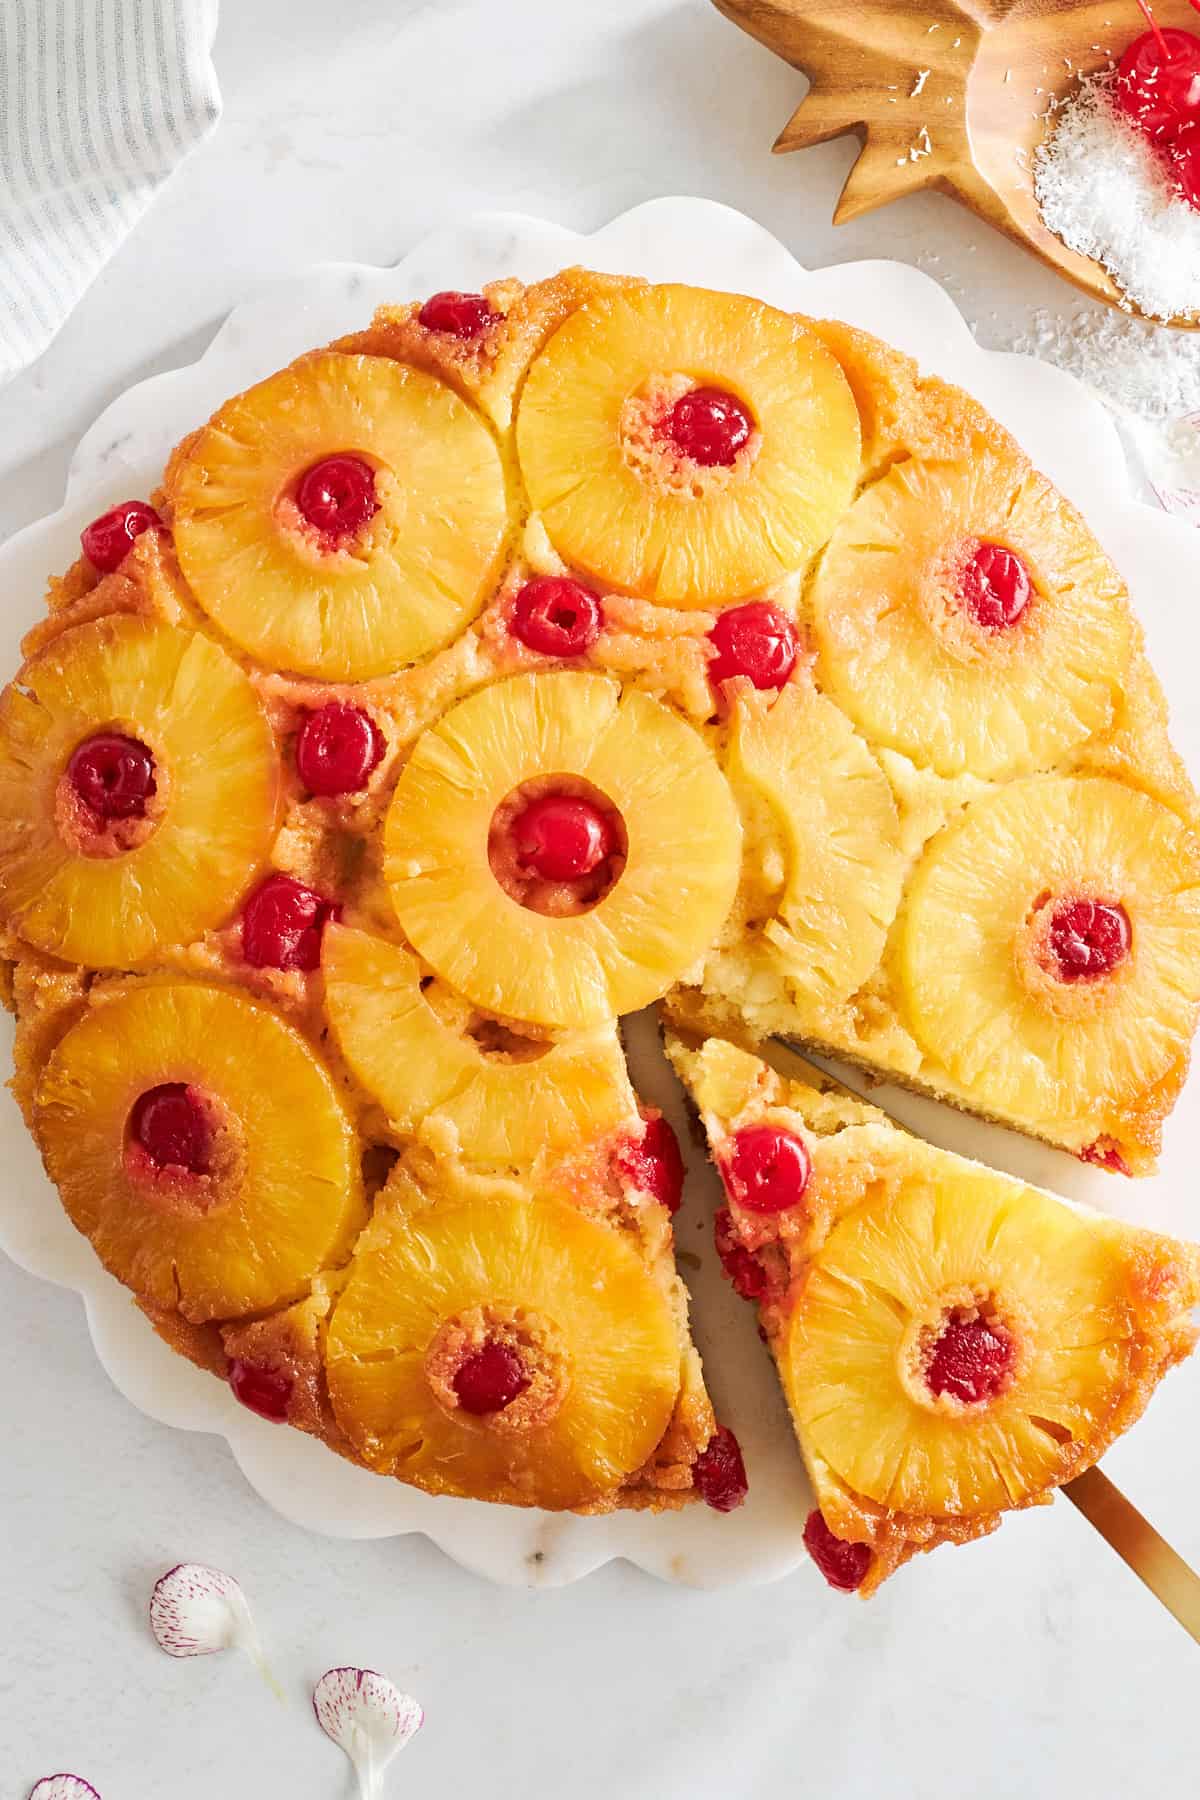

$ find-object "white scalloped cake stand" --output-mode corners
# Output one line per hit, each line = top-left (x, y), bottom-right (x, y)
(3, 199), (1199, 1589)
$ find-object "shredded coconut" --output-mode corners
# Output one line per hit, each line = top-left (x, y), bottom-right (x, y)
(1033, 74), (1200, 322)
(910, 68), (930, 97)
(1005, 306), (1200, 418)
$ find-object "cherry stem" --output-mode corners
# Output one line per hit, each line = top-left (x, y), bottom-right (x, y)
(1134, 0), (1174, 59)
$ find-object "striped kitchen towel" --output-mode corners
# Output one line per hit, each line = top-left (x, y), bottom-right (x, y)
(0, 0), (221, 382)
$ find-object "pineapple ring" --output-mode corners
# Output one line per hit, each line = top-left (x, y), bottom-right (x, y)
(809, 450), (1132, 779)
(322, 924), (639, 1161)
(169, 353), (509, 681)
(325, 1179), (682, 1509)
(784, 1161), (1158, 1517)
(727, 682), (906, 1006)
(0, 617), (279, 967)
(515, 284), (861, 605)
(897, 775), (1200, 1136)
(383, 670), (742, 1028)
(36, 983), (365, 1324)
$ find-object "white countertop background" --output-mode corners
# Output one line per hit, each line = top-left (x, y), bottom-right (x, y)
(3, 3), (1198, 1794)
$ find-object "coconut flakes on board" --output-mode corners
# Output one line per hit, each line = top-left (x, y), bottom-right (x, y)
(1033, 74), (1200, 323)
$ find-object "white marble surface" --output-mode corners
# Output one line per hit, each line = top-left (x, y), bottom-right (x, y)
(2, 1), (1199, 1795)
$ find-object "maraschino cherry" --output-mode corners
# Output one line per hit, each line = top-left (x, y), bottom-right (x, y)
(130, 1083), (212, 1175)
(1046, 897), (1132, 982)
(803, 1509), (872, 1592)
(1168, 123), (1200, 206)
(713, 1207), (768, 1300)
(1113, 0), (1200, 212)
(1116, 18), (1200, 141)
(453, 1342), (530, 1415)
(511, 576), (604, 657)
(707, 601), (799, 691)
(926, 1312), (1014, 1405)
(660, 386), (754, 467)
(296, 703), (384, 796)
(295, 455), (379, 541)
(617, 1115), (685, 1214)
(1080, 1139), (1132, 1176)
(241, 873), (339, 972)
(959, 543), (1032, 631)
(721, 1124), (812, 1214)
(80, 500), (161, 573)
(511, 793), (615, 882)
(693, 1425), (749, 1512)
(68, 733), (157, 820)
(228, 1359), (293, 1423)
(418, 291), (498, 338)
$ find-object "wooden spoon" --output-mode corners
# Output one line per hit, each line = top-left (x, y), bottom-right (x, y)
(712, 0), (1200, 326)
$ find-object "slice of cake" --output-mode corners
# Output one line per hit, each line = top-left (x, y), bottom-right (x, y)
(664, 1011), (1200, 1592)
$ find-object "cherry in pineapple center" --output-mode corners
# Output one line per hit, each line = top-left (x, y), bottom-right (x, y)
(129, 1083), (212, 1176)
(659, 385), (754, 467)
(294, 454), (379, 543)
(925, 1308), (1015, 1406)
(958, 542), (1032, 632)
(489, 776), (627, 916)
(68, 732), (157, 822)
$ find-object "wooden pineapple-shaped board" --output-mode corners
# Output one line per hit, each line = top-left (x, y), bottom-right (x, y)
(714, 0), (1199, 323)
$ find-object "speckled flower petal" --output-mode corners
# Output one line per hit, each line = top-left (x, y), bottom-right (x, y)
(149, 1563), (279, 1695)
(313, 1667), (423, 1800)
(28, 1778), (101, 1800)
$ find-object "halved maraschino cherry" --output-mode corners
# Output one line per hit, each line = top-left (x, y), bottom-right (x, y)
(708, 601), (799, 691)
(453, 1341), (530, 1415)
(511, 793), (616, 882)
(68, 732), (157, 820)
(130, 1083), (212, 1175)
(721, 1124), (811, 1214)
(296, 702), (384, 796)
(418, 290), (498, 338)
(713, 1207), (768, 1300)
(1115, 26), (1200, 140)
(80, 499), (161, 573)
(617, 1115), (685, 1214)
(693, 1425), (749, 1512)
(228, 1359), (293, 1423)
(958, 542), (1032, 631)
(1168, 124), (1200, 207)
(1047, 897), (1132, 982)
(926, 1311), (1014, 1405)
(511, 575), (604, 657)
(661, 385), (754, 467)
(804, 1509), (872, 1593)
(241, 873), (339, 972)
(295, 455), (379, 540)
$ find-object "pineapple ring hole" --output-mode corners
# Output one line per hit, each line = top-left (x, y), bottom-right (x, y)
(920, 537), (1041, 664)
(1017, 888), (1135, 1019)
(898, 1286), (1030, 1415)
(122, 1083), (247, 1214)
(619, 374), (761, 498)
(488, 774), (628, 917)
(415, 972), (555, 1064)
(424, 1304), (571, 1436)
(55, 725), (170, 860)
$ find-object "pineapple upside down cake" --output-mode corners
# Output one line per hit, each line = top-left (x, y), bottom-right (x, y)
(2, 269), (1200, 1581)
